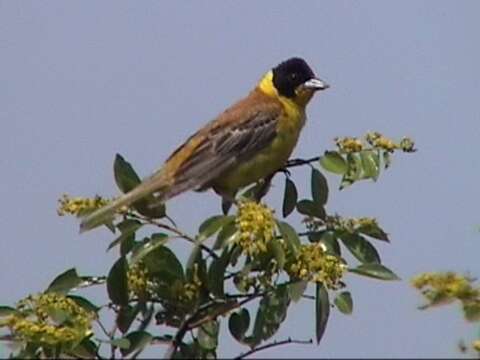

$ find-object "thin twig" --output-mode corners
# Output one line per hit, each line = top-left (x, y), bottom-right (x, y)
(0, 335), (15, 342)
(285, 156), (321, 169)
(96, 319), (111, 338)
(301, 294), (315, 300)
(163, 293), (263, 359)
(131, 213), (219, 259)
(108, 320), (118, 360)
(234, 338), (313, 359)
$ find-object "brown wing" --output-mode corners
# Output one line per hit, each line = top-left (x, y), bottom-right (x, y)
(157, 91), (282, 202)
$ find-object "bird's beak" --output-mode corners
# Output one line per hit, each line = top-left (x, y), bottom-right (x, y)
(303, 77), (330, 91)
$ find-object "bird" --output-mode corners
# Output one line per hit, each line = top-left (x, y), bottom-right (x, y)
(80, 57), (329, 232)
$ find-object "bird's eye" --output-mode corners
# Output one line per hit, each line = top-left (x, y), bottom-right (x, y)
(290, 73), (297, 80)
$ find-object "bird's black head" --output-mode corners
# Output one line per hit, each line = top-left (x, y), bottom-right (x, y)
(272, 57), (328, 98)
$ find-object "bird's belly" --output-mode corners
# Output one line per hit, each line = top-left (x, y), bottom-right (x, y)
(213, 124), (302, 193)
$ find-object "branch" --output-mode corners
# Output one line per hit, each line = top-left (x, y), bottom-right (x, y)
(0, 335), (16, 342)
(234, 338), (313, 359)
(285, 156), (320, 169)
(130, 213), (219, 259)
(163, 293), (263, 359)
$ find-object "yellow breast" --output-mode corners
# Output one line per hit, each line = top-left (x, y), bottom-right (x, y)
(213, 72), (307, 194)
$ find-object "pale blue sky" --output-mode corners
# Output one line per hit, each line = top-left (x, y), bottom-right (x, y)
(1, 1), (480, 358)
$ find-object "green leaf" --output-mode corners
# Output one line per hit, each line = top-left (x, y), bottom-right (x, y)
(339, 233), (381, 264)
(117, 304), (141, 334)
(0, 306), (16, 317)
(360, 150), (380, 180)
(349, 263), (400, 281)
(110, 337), (131, 350)
(130, 233), (169, 266)
(186, 243), (202, 277)
(46, 268), (83, 294)
(107, 219), (142, 252)
(107, 257), (129, 306)
(198, 215), (235, 240)
(251, 285), (290, 346)
(69, 338), (99, 359)
(113, 154), (166, 218)
(320, 151), (348, 175)
(213, 218), (237, 250)
(276, 220), (301, 255)
(314, 231), (341, 256)
(67, 295), (100, 313)
(315, 283), (330, 344)
(208, 247), (231, 298)
(120, 331), (153, 356)
(114, 154), (141, 193)
(134, 201), (166, 219)
(197, 320), (219, 350)
(120, 234), (136, 257)
(141, 245), (184, 283)
(463, 302), (480, 322)
(229, 309), (250, 343)
(268, 239), (286, 270)
(296, 199), (326, 220)
(334, 291), (353, 315)
(288, 280), (308, 303)
(282, 177), (298, 218)
(357, 222), (390, 242)
(311, 168), (329, 206)
(46, 307), (69, 325)
(340, 153), (363, 190)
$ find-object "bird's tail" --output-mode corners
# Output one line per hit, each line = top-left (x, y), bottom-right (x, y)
(79, 173), (168, 233)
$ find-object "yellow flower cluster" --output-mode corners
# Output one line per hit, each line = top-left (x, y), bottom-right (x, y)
(412, 272), (479, 302)
(57, 194), (110, 217)
(234, 273), (260, 293)
(333, 132), (415, 155)
(365, 132), (416, 153)
(288, 243), (346, 289)
(2, 293), (95, 347)
(412, 272), (480, 321)
(169, 265), (202, 305)
(183, 265), (202, 303)
(321, 215), (379, 234)
(234, 261), (278, 293)
(365, 132), (397, 152)
(234, 201), (276, 257)
(128, 263), (151, 299)
(399, 137), (416, 152)
(335, 136), (363, 153)
(180, 282), (201, 303)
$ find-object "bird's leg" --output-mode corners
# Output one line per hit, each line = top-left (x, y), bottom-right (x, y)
(252, 172), (276, 202)
(221, 197), (234, 215)
(215, 190), (238, 215)
(216, 171), (276, 215)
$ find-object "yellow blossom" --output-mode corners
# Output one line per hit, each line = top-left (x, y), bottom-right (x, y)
(399, 137), (416, 152)
(412, 272), (480, 316)
(335, 137), (363, 153)
(57, 194), (111, 217)
(3, 293), (95, 348)
(180, 268), (202, 303)
(170, 264), (202, 304)
(375, 137), (397, 152)
(233, 201), (276, 258)
(287, 243), (346, 289)
(128, 262), (151, 298)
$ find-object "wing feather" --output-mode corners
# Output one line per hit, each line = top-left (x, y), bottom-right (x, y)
(157, 106), (280, 201)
